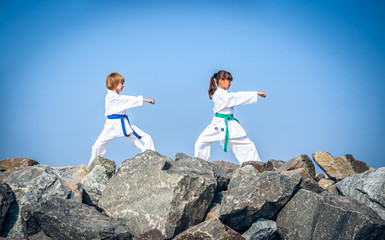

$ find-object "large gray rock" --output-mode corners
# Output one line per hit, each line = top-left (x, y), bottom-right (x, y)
(242, 218), (277, 240)
(336, 167), (385, 220)
(242, 161), (265, 173)
(0, 183), (15, 232)
(264, 159), (285, 172)
(82, 165), (110, 206)
(0, 165), (83, 238)
(98, 151), (217, 239)
(212, 160), (240, 174)
(276, 189), (385, 240)
(54, 164), (88, 183)
(219, 166), (301, 232)
(21, 198), (133, 240)
(88, 155), (116, 176)
(0, 158), (39, 171)
(312, 152), (370, 180)
(281, 168), (323, 193)
(173, 218), (245, 240)
(277, 154), (316, 179)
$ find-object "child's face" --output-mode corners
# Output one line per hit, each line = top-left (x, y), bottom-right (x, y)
(219, 79), (232, 90)
(114, 81), (125, 93)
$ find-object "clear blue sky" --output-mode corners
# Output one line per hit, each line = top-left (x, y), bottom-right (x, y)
(1, 0), (384, 172)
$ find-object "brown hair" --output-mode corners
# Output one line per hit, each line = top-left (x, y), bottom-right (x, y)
(106, 72), (125, 90)
(208, 70), (233, 99)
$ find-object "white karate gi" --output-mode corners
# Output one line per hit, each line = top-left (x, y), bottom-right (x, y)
(194, 87), (261, 164)
(88, 90), (155, 166)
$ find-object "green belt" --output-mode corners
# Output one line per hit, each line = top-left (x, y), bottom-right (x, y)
(215, 113), (240, 152)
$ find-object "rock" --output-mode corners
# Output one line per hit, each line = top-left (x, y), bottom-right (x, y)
(219, 166), (301, 232)
(54, 164), (88, 183)
(135, 229), (164, 240)
(98, 151), (217, 239)
(281, 168), (323, 193)
(312, 152), (369, 180)
(0, 158), (39, 171)
(21, 198), (133, 240)
(264, 160), (285, 172)
(276, 189), (385, 240)
(0, 165), (83, 238)
(327, 185), (339, 195)
(175, 153), (193, 161)
(81, 165), (110, 206)
(336, 167), (385, 220)
(0, 183), (15, 232)
(212, 161), (240, 174)
(173, 218), (245, 240)
(205, 203), (221, 221)
(242, 161), (265, 172)
(242, 218), (277, 240)
(277, 154), (316, 179)
(315, 173), (326, 182)
(88, 156), (115, 176)
(318, 178), (335, 190)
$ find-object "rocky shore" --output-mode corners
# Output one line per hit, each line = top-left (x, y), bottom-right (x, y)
(0, 151), (384, 239)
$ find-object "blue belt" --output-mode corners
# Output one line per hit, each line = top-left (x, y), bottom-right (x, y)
(107, 114), (142, 139)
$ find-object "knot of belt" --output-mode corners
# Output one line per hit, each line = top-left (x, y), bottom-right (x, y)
(215, 113), (240, 152)
(107, 114), (142, 139)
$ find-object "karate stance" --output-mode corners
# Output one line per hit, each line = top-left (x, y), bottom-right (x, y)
(88, 72), (155, 167)
(194, 70), (266, 165)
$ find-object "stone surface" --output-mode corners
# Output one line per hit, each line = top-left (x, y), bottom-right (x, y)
(219, 166), (301, 232)
(318, 178), (335, 190)
(315, 173), (326, 182)
(88, 155), (116, 176)
(21, 198), (133, 240)
(264, 160), (285, 172)
(82, 165), (110, 206)
(281, 168), (323, 193)
(173, 218), (245, 240)
(312, 152), (370, 180)
(277, 154), (316, 179)
(0, 165), (83, 238)
(0, 183), (15, 232)
(212, 161), (240, 174)
(54, 164), (88, 183)
(276, 189), (385, 240)
(327, 185), (340, 195)
(241, 161), (265, 173)
(336, 167), (385, 220)
(0, 158), (39, 171)
(242, 218), (277, 240)
(98, 151), (217, 239)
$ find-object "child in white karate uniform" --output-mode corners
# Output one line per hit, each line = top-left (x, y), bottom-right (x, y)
(88, 72), (155, 167)
(194, 70), (266, 165)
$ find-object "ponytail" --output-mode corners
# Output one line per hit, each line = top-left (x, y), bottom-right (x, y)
(208, 70), (232, 99)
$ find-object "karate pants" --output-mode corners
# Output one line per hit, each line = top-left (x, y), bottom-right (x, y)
(194, 135), (261, 165)
(88, 125), (155, 166)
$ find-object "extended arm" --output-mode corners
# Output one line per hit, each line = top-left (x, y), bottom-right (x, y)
(144, 98), (155, 104)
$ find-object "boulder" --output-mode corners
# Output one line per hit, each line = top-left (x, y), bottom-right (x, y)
(81, 165), (110, 206)
(173, 218), (245, 240)
(212, 161), (240, 174)
(0, 165), (83, 238)
(264, 159), (285, 172)
(21, 198), (133, 240)
(175, 153), (193, 161)
(312, 152), (369, 180)
(276, 189), (385, 240)
(54, 164), (88, 183)
(88, 156), (115, 176)
(219, 166), (301, 232)
(281, 168), (323, 193)
(318, 178), (335, 190)
(277, 154), (316, 179)
(327, 185), (340, 195)
(336, 167), (385, 220)
(98, 151), (217, 239)
(0, 158), (39, 171)
(242, 218), (278, 240)
(315, 173), (326, 182)
(241, 161), (265, 173)
(0, 183), (15, 232)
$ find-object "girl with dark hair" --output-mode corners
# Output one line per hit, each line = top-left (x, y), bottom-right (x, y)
(194, 70), (266, 165)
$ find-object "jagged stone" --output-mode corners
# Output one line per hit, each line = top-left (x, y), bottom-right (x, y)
(82, 165), (110, 206)
(21, 198), (133, 240)
(88, 156), (115, 176)
(318, 178), (335, 190)
(0, 165), (83, 238)
(98, 151), (217, 239)
(264, 159), (285, 172)
(0, 158), (39, 171)
(175, 153), (193, 161)
(173, 218), (245, 240)
(212, 161), (240, 174)
(336, 167), (385, 220)
(219, 166), (301, 232)
(277, 154), (316, 179)
(315, 173), (326, 182)
(276, 189), (385, 240)
(0, 183), (15, 233)
(281, 168), (323, 193)
(312, 152), (369, 180)
(54, 164), (88, 183)
(136, 229), (164, 240)
(327, 185), (340, 195)
(242, 161), (264, 173)
(205, 203), (221, 221)
(242, 218), (277, 240)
